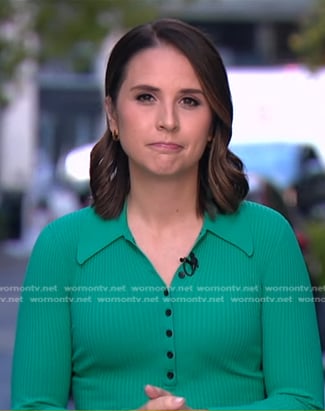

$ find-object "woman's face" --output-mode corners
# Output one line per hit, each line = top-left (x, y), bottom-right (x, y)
(106, 44), (213, 180)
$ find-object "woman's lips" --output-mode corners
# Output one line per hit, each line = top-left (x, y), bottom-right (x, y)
(148, 142), (183, 152)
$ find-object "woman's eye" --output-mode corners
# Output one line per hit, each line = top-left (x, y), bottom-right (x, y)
(136, 93), (155, 103)
(182, 97), (200, 107)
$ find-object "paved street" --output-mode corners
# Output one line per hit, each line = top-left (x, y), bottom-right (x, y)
(0, 244), (28, 410)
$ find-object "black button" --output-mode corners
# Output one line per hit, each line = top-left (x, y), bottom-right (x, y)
(178, 272), (185, 279)
(167, 371), (174, 379)
(166, 329), (173, 337)
(165, 309), (172, 316)
(164, 288), (169, 296)
(167, 351), (174, 359)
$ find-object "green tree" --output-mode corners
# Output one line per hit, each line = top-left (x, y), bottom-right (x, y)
(290, 0), (325, 69)
(0, 0), (30, 107)
(29, 0), (162, 72)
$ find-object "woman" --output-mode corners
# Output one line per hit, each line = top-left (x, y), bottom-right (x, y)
(12, 18), (324, 410)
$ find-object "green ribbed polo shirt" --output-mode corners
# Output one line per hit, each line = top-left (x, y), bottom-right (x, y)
(11, 201), (324, 410)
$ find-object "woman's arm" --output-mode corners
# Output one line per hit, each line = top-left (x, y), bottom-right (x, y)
(208, 217), (324, 410)
(11, 223), (73, 410)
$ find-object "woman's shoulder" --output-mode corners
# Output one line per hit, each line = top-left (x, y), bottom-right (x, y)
(46, 206), (97, 232)
(35, 206), (100, 249)
(239, 200), (289, 223)
(37, 206), (126, 263)
(205, 201), (293, 257)
(238, 200), (294, 242)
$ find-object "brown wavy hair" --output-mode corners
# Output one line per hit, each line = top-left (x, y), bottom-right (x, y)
(90, 18), (248, 219)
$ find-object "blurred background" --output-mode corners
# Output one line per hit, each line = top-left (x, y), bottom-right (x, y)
(1, 0), (325, 408)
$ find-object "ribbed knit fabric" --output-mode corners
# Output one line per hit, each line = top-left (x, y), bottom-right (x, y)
(11, 201), (324, 410)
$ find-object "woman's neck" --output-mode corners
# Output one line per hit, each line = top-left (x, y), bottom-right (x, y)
(127, 172), (200, 229)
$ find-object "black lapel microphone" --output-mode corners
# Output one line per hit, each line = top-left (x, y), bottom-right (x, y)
(179, 252), (199, 277)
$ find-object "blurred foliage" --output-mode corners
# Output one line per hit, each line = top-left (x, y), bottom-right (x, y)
(306, 220), (325, 285)
(289, 0), (325, 69)
(0, 0), (192, 106)
(0, 0), (31, 107)
(29, 0), (162, 72)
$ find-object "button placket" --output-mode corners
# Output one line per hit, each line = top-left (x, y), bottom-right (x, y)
(162, 287), (177, 385)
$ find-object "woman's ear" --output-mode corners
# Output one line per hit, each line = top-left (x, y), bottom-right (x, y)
(105, 96), (118, 133)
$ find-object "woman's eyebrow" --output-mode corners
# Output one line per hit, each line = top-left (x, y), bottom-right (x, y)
(179, 88), (204, 95)
(130, 84), (204, 95)
(130, 84), (160, 92)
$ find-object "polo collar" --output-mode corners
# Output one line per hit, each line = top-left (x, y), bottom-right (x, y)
(201, 201), (253, 256)
(77, 203), (133, 264)
(77, 201), (253, 264)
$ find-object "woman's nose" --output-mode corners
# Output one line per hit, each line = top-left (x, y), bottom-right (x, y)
(156, 103), (179, 132)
